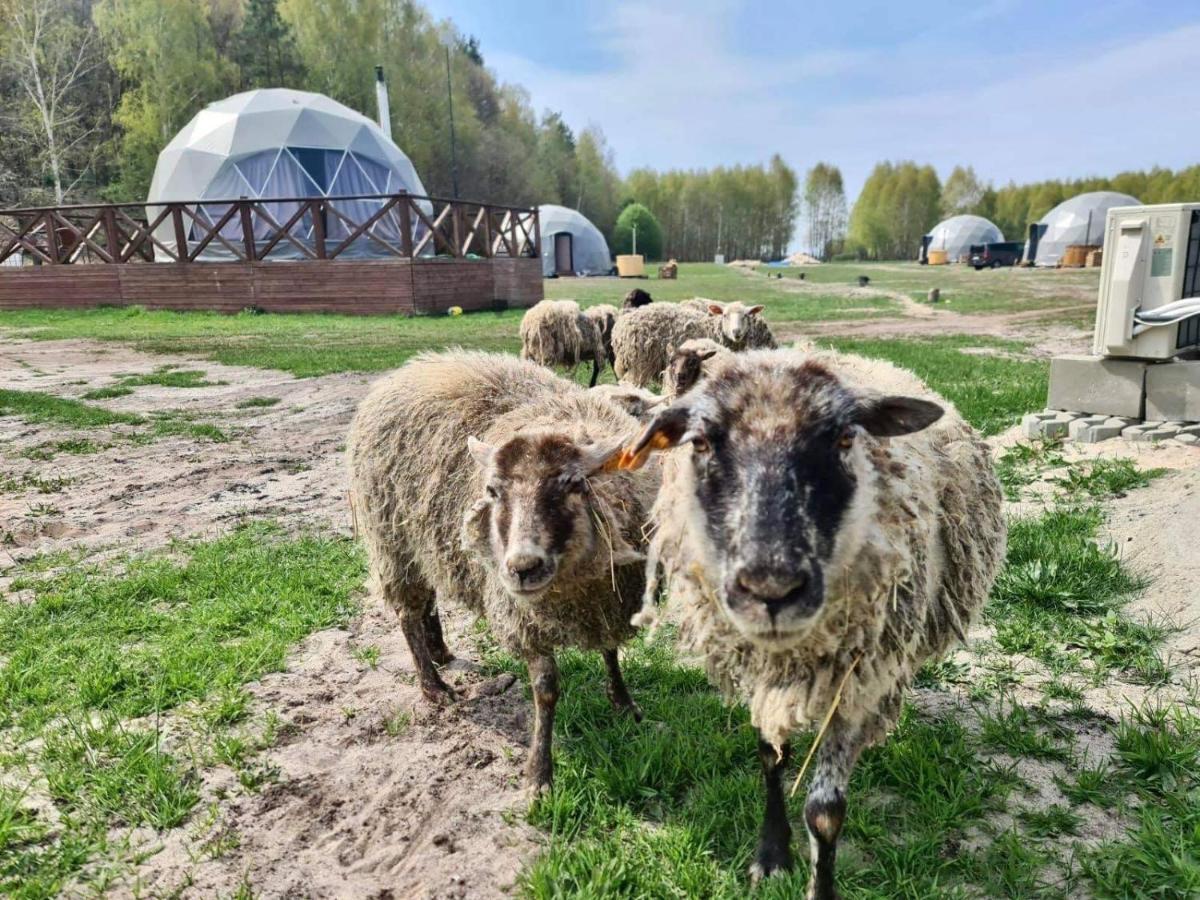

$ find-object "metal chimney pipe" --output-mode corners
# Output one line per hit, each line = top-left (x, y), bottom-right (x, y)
(375, 65), (392, 141)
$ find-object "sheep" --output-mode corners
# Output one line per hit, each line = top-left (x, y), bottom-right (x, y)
(346, 351), (658, 789)
(589, 383), (665, 423)
(610, 302), (712, 388)
(622, 287), (653, 309)
(619, 348), (1005, 896)
(682, 299), (777, 350)
(662, 337), (730, 399)
(584, 303), (620, 368)
(520, 299), (606, 386)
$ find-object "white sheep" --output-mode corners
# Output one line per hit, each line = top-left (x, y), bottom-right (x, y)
(682, 298), (776, 350)
(619, 348), (1005, 896)
(346, 350), (658, 789)
(520, 299), (606, 386)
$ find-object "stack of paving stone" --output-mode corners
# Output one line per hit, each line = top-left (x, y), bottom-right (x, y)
(1022, 410), (1200, 445)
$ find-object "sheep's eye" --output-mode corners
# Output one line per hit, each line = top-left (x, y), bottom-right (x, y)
(838, 430), (855, 450)
(485, 484), (500, 500)
(691, 436), (711, 455)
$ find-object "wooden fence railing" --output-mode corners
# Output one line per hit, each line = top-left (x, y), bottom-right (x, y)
(0, 193), (541, 266)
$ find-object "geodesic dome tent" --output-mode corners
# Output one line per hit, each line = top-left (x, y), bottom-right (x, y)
(1030, 191), (1140, 267)
(146, 88), (428, 260)
(538, 204), (611, 276)
(924, 214), (1003, 262)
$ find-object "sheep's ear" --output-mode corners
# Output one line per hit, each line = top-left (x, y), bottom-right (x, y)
(853, 396), (943, 437)
(580, 434), (629, 475)
(706, 303), (724, 317)
(697, 347), (719, 361)
(467, 436), (495, 468)
(666, 343), (676, 357)
(747, 305), (765, 316)
(619, 404), (692, 470)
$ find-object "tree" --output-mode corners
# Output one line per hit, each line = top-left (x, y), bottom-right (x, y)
(3, 0), (100, 203)
(847, 161), (940, 259)
(232, 0), (304, 89)
(940, 165), (986, 218)
(803, 162), (846, 260)
(612, 203), (663, 260)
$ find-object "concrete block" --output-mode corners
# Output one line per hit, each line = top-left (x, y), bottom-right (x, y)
(1104, 416), (1138, 428)
(1122, 423), (1156, 439)
(1047, 355), (1148, 419)
(1146, 361), (1200, 422)
(1132, 425), (1180, 443)
(1040, 411), (1078, 439)
(1175, 433), (1199, 446)
(1068, 415), (1108, 440)
(1075, 423), (1128, 443)
(1178, 424), (1200, 437)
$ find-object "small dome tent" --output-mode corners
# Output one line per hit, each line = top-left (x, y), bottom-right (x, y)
(922, 214), (1003, 263)
(538, 205), (611, 276)
(146, 88), (428, 260)
(1030, 191), (1139, 267)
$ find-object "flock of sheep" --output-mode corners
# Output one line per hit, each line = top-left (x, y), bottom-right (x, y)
(346, 290), (1006, 898)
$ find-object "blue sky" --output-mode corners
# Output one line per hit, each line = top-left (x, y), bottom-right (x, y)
(427, 0), (1200, 202)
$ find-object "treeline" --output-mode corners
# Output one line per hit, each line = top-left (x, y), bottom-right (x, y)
(831, 161), (1200, 261)
(0, 0), (798, 259)
(624, 156), (799, 261)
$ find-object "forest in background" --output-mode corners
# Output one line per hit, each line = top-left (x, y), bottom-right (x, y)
(1, 0), (1198, 261)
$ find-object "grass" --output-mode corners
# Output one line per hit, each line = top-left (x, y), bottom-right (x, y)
(0, 389), (143, 428)
(0, 523), (364, 898)
(235, 396), (281, 409)
(824, 335), (1048, 436)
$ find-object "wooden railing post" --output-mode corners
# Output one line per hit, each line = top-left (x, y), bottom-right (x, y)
(399, 193), (413, 258)
(531, 206), (541, 259)
(103, 207), (121, 263)
(452, 203), (464, 258)
(170, 205), (189, 262)
(481, 205), (492, 258)
(43, 211), (60, 264)
(238, 200), (256, 261)
(311, 198), (326, 259)
(510, 213), (518, 261)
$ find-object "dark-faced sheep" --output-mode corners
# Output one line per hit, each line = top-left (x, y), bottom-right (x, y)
(622, 287), (653, 310)
(347, 351), (657, 789)
(662, 338), (729, 399)
(520, 299), (606, 386)
(620, 348), (1005, 896)
(584, 303), (620, 368)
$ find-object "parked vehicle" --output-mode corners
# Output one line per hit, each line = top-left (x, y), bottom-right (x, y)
(970, 242), (1024, 269)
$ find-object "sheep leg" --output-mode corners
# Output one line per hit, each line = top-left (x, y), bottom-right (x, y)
(802, 720), (862, 900)
(602, 648), (642, 721)
(399, 602), (456, 706)
(424, 600), (453, 666)
(750, 735), (793, 883)
(525, 654), (559, 790)
(588, 355), (601, 387)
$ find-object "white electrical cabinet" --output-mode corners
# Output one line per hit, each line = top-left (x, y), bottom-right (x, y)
(1093, 202), (1200, 360)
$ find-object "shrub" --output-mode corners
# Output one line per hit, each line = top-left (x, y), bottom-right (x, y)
(612, 203), (664, 261)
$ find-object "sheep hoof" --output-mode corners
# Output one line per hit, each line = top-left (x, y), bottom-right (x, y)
(612, 697), (643, 722)
(430, 648), (455, 666)
(420, 682), (458, 707)
(748, 846), (792, 884)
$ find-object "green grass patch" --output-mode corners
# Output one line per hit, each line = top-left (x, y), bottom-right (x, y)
(235, 396), (281, 409)
(824, 335), (1047, 435)
(0, 523), (364, 896)
(1053, 458), (1166, 499)
(20, 438), (107, 461)
(80, 385), (134, 400)
(0, 389), (143, 428)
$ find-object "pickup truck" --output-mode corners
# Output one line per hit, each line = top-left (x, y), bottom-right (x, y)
(969, 242), (1024, 269)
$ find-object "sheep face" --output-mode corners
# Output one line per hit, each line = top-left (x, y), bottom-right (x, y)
(622, 288), (653, 309)
(464, 431), (626, 600)
(627, 356), (942, 645)
(707, 301), (764, 345)
(665, 344), (720, 397)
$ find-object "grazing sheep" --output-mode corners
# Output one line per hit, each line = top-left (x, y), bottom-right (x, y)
(347, 351), (657, 789)
(658, 259), (678, 279)
(662, 338), (729, 399)
(520, 299), (606, 386)
(584, 303), (620, 368)
(622, 287), (653, 310)
(682, 299), (776, 350)
(611, 302), (711, 388)
(620, 348), (1005, 896)
(590, 383), (665, 423)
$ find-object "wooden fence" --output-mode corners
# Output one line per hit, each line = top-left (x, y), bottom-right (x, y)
(0, 193), (544, 315)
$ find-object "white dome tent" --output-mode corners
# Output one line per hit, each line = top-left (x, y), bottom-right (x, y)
(146, 88), (428, 260)
(923, 214), (1003, 262)
(537, 204), (611, 276)
(1030, 191), (1140, 267)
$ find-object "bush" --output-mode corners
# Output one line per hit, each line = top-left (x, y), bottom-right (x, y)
(831, 250), (862, 262)
(612, 203), (664, 261)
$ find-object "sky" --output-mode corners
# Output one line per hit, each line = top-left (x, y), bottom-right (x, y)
(427, 0), (1200, 202)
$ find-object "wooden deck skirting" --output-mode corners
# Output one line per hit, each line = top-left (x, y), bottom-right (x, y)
(0, 193), (543, 315)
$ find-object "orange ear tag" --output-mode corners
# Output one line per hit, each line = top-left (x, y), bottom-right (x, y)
(617, 432), (674, 471)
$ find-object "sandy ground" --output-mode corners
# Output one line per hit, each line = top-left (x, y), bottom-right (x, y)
(2, 334), (1198, 898)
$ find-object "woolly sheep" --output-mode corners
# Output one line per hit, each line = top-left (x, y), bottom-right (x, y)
(346, 351), (658, 789)
(589, 382), (665, 423)
(682, 299), (776, 350)
(620, 348), (1005, 895)
(584, 303), (620, 368)
(520, 299), (606, 387)
(662, 338), (730, 399)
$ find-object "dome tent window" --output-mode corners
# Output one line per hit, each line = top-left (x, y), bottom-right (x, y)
(146, 89), (429, 261)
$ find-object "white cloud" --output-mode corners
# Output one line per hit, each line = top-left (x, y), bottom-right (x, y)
(486, 3), (1200, 204)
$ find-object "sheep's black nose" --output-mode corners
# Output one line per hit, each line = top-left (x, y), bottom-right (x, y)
(507, 552), (547, 578)
(730, 565), (818, 616)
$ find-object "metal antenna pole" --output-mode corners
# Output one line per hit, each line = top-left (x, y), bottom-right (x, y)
(445, 45), (460, 199)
